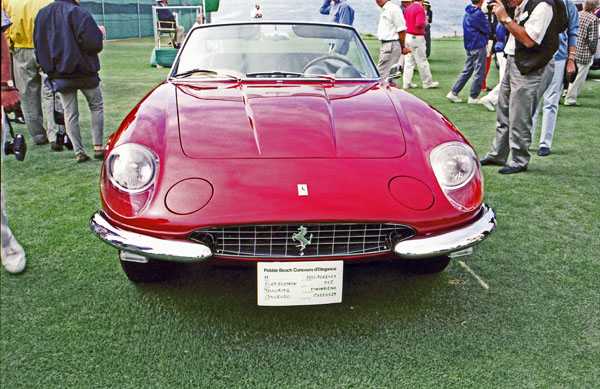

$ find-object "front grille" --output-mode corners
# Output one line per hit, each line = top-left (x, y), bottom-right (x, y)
(188, 223), (415, 258)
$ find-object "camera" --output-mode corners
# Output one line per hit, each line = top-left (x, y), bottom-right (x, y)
(487, 0), (510, 14)
(4, 133), (27, 161)
(55, 129), (73, 150)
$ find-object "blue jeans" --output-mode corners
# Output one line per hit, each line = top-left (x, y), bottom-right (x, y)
(451, 46), (487, 98)
(531, 59), (566, 149)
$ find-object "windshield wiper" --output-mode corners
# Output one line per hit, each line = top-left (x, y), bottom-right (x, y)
(246, 71), (303, 78)
(246, 71), (335, 82)
(172, 68), (240, 81)
(304, 73), (335, 82)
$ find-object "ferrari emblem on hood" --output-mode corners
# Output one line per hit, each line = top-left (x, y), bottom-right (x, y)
(292, 226), (313, 256)
(297, 184), (308, 196)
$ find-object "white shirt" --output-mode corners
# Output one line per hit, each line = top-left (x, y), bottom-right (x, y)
(377, 1), (407, 41)
(504, 0), (554, 55)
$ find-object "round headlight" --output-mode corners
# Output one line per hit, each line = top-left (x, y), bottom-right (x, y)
(430, 142), (476, 190)
(107, 144), (158, 193)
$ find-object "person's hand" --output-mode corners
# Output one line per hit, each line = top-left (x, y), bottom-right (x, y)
(98, 25), (106, 37)
(1, 88), (20, 112)
(402, 47), (411, 55)
(566, 59), (576, 77)
(491, 0), (509, 21)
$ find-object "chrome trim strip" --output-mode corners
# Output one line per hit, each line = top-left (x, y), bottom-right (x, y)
(393, 204), (496, 259)
(90, 212), (213, 262)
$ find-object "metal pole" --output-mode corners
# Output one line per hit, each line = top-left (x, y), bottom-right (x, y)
(101, 0), (106, 36)
(137, 0), (141, 38)
(152, 6), (158, 49)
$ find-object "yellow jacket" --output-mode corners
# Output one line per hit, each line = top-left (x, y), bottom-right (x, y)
(2, 0), (53, 48)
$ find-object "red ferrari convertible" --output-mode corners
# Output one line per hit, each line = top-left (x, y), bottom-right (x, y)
(91, 22), (496, 286)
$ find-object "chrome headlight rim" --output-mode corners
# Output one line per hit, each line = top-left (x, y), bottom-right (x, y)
(430, 141), (477, 191)
(107, 143), (159, 194)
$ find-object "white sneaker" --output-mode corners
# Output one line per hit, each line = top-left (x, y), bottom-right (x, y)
(468, 97), (483, 104)
(423, 81), (439, 89)
(480, 98), (495, 112)
(1, 231), (26, 274)
(446, 92), (462, 103)
(404, 83), (418, 89)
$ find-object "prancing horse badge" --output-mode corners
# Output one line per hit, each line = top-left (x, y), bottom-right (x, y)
(297, 184), (308, 196)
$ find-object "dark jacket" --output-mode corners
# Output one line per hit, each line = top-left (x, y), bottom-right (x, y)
(157, 3), (176, 29)
(515, 0), (568, 74)
(462, 4), (491, 50)
(33, 0), (103, 92)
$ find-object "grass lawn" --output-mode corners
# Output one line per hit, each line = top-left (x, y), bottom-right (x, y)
(1, 37), (599, 387)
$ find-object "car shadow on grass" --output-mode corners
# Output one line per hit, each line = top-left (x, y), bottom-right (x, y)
(129, 259), (468, 334)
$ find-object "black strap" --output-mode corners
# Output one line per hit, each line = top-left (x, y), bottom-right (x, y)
(3, 109), (16, 139)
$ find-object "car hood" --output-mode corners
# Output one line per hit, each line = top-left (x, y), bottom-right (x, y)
(175, 82), (406, 159)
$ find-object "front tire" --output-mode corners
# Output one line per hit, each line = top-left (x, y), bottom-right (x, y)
(400, 255), (451, 274)
(119, 257), (172, 283)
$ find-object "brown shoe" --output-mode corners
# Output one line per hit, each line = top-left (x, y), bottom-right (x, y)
(76, 152), (90, 163)
(93, 149), (105, 159)
(51, 142), (63, 151)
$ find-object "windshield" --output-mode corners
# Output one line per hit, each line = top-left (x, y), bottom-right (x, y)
(172, 23), (379, 80)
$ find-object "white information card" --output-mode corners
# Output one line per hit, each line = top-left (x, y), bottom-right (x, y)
(257, 261), (343, 306)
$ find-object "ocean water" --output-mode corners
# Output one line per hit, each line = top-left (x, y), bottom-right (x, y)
(211, 0), (467, 37)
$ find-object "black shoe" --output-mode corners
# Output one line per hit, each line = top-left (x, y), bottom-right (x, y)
(480, 157), (504, 166)
(498, 165), (527, 174)
(35, 139), (49, 146)
(538, 147), (550, 156)
(64, 135), (73, 150)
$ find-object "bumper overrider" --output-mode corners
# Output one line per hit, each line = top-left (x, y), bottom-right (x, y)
(90, 204), (496, 263)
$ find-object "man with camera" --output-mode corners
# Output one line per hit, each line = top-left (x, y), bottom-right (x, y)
(3, 0), (66, 149)
(1, 8), (26, 274)
(480, 0), (568, 174)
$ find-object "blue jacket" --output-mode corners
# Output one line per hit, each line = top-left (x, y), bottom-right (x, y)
(462, 4), (490, 50)
(320, 0), (354, 26)
(494, 24), (507, 53)
(554, 0), (579, 60)
(33, 0), (103, 92)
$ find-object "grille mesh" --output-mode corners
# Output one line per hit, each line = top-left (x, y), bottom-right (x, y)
(189, 223), (415, 258)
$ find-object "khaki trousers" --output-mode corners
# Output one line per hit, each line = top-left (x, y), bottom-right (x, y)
(12, 48), (65, 144)
(485, 56), (554, 168)
(57, 86), (104, 156)
(377, 40), (402, 80)
(403, 34), (434, 87)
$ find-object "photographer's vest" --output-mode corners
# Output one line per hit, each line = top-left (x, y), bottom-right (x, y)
(515, 0), (568, 74)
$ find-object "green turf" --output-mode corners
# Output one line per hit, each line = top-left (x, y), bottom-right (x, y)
(1, 37), (599, 387)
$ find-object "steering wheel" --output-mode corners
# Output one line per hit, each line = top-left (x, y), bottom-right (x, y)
(302, 54), (354, 74)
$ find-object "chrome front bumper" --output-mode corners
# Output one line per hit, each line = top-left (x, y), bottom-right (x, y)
(90, 204), (496, 263)
(393, 204), (496, 259)
(90, 212), (213, 262)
